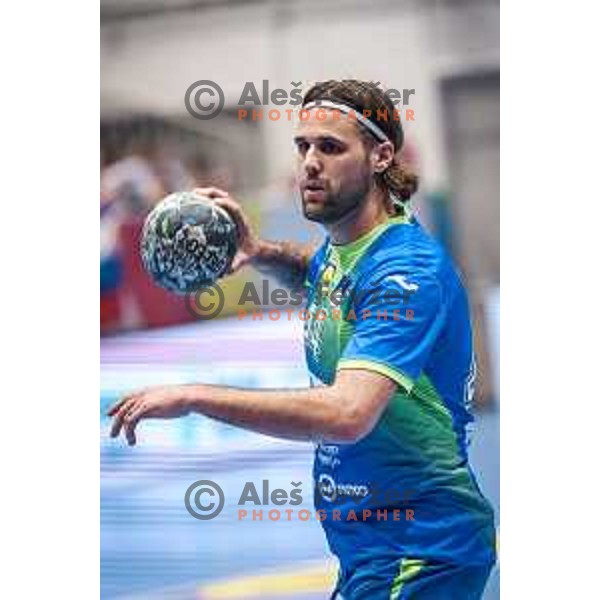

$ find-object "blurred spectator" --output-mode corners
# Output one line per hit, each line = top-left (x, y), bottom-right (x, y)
(99, 116), (246, 334)
(100, 190), (124, 332)
(101, 154), (164, 217)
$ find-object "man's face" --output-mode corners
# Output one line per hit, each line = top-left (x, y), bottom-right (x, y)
(294, 111), (374, 224)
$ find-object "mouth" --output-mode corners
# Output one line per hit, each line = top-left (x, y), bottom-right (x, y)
(301, 180), (327, 203)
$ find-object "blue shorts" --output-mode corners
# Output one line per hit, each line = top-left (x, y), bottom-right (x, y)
(331, 557), (494, 600)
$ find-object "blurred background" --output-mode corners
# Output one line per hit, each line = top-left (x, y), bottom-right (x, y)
(100, 0), (499, 598)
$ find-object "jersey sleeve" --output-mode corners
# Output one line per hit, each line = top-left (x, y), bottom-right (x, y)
(338, 266), (447, 392)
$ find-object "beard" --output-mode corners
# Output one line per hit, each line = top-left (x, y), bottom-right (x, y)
(301, 171), (372, 225)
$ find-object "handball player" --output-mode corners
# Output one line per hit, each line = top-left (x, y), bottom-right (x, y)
(108, 79), (496, 599)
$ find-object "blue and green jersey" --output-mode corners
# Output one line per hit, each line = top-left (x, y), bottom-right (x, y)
(303, 214), (496, 584)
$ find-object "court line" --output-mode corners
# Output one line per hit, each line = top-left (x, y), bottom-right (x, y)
(197, 559), (337, 599)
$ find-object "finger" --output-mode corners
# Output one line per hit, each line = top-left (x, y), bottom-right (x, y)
(212, 196), (245, 222)
(110, 397), (139, 438)
(107, 392), (136, 416)
(123, 404), (147, 446)
(193, 187), (229, 199)
(230, 252), (251, 273)
(125, 420), (136, 446)
(212, 198), (251, 244)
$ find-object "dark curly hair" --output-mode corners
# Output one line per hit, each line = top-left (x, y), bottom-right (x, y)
(302, 79), (418, 214)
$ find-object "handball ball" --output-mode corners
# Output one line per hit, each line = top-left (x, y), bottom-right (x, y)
(140, 191), (238, 294)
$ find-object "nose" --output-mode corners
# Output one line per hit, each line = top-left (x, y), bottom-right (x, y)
(303, 146), (323, 178)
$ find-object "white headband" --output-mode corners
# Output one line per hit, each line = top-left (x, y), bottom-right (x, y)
(302, 100), (392, 144)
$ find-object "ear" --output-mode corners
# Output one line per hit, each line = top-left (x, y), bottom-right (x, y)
(371, 141), (395, 174)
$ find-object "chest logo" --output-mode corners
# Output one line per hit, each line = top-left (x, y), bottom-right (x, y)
(386, 274), (419, 292)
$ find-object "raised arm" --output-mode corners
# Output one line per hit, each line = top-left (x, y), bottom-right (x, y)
(195, 187), (314, 290)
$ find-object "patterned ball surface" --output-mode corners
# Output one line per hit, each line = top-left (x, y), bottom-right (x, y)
(140, 191), (237, 293)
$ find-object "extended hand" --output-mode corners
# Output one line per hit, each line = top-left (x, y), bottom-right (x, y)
(107, 386), (191, 446)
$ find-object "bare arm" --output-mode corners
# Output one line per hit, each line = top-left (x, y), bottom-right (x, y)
(194, 187), (314, 289)
(249, 239), (314, 290)
(108, 369), (397, 446)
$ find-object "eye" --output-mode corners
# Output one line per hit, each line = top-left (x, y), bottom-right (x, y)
(319, 139), (343, 155)
(295, 140), (309, 155)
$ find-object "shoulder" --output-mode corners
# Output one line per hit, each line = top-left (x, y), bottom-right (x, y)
(365, 220), (447, 280)
(356, 220), (463, 308)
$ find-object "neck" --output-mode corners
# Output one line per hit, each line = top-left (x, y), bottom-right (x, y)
(326, 185), (388, 245)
